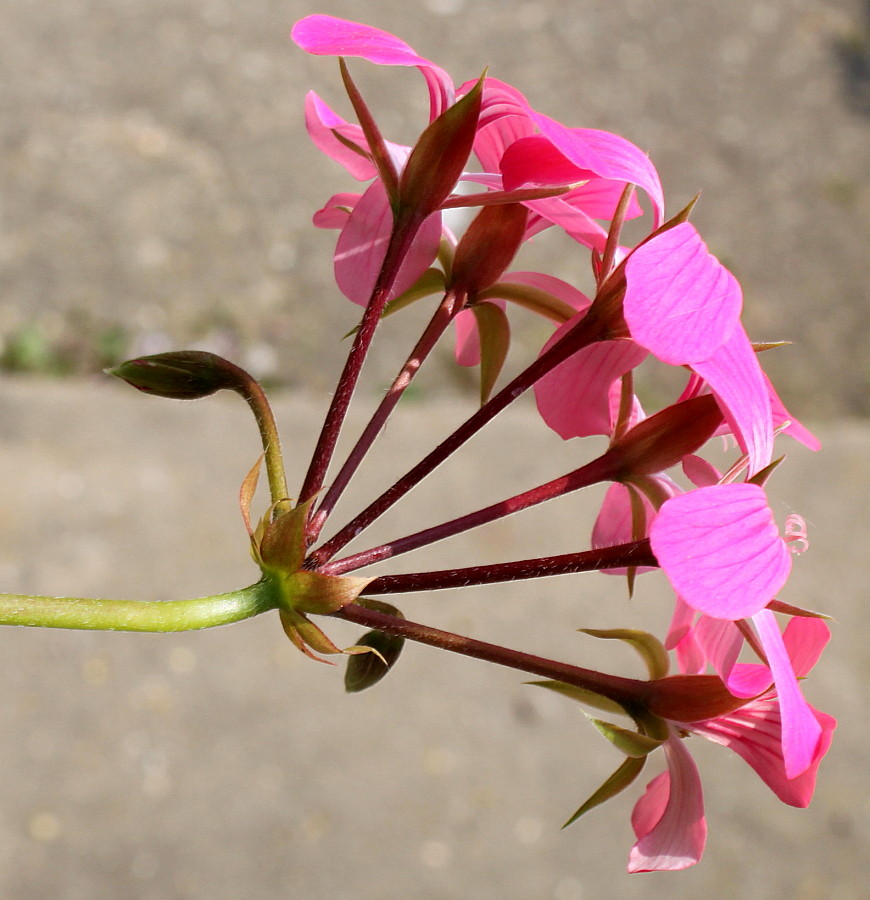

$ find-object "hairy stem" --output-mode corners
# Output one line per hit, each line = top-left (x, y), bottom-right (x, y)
(347, 540), (656, 592)
(309, 306), (610, 566)
(299, 212), (424, 508)
(308, 289), (463, 543)
(336, 602), (647, 710)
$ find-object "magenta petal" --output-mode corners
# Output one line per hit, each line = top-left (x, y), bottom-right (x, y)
(624, 223), (742, 365)
(628, 736), (706, 872)
(534, 330), (648, 439)
(304, 92), (378, 181)
(334, 181), (441, 306)
(650, 484), (791, 620)
(753, 609), (823, 778)
(591, 482), (667, 574)
(693, 616), (752, 695)
(291, 15), (454, 119)
(692, 325), (773, 476)
(692, 698), (835, 807)
(782, 617), (830, 678)
(530, 116), (665, 227)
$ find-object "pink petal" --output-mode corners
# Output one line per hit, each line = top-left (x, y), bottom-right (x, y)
(534, 328), (648, 439)
(665, 595), (697, 651)
(681, 454), (721, 488)
(591, 482), (668, 574)
(500, 137), (644, 220)
(766, 373), (821, 451)
(291, 15), (454, 119)
(692, 325), (773, 476)
(312, 192), (359, 230)
(753, 609), (823, 778)
(304, 92), (378, 181)
(650, 484), (792, 620)
(692, 698), (835, 807)
(333, 181), (441, 306)
(628, 735), (706, 872)
(623, 223), (742, 365)
(529, 116), (665, 227)
(693, 616), (754, 695)
(782, 617), (830, 678)
(303, 93), (412, 181)
(521, 193), (610, 251)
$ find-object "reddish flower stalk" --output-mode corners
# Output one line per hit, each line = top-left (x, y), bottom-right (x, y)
(355, 540), (657, 593)
(307, 288), (466, 544)
(307, 303), (611, 567)
(299, 218), (425, 506)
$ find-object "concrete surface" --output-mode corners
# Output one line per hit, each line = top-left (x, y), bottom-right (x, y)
(1, 0), (869, 414)
(1, 0), (869, 895)
(0, 378), (866, 898)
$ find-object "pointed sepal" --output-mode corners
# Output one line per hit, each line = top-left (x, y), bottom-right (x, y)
(562, 756), (647, 828)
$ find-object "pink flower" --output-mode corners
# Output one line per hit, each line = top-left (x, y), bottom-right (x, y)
(623, 222), (773, 476)
(629, 617), (835, 872)
(293, 15), (667, 310)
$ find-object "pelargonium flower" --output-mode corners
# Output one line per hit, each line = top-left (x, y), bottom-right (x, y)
(292, 14), (666, 314)
(628, 616), (835, 872)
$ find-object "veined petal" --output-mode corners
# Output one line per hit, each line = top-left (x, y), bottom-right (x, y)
(753, 609), (823, 778)
(650, 483), (791, 620)
(529, 116), (665, 227)
(534, 328), (648, 439)
(623, 223), (742, 365)
(304, 93), (412, 181)
(692, 697), (835, 807)
(333, 180), (441, 306)
(291, 15), (455, 119)
(692, 325), (774, 476)
(628, 735), (706, 872)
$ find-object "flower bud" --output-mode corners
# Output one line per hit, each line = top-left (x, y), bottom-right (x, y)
(107, 351), (238, 400)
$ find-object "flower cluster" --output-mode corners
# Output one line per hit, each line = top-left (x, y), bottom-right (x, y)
(287, 15), (834, 872)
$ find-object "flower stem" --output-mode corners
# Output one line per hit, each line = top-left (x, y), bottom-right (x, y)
(322, 455), (618, 575)
(357, 540), (656, 593)
(336, 602), (648, 710)
(299, 213), (423, 508)
(308, 289), (463, 543)
(309, 306), (610, 567)
(0, 581), (277, 632)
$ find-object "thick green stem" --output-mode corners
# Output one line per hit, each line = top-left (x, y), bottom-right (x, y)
(0, 581), (277, 632)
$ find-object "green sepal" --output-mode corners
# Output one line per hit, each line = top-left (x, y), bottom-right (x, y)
(584, 713), (664, 757)
(579, 628), (670, 680)
(450, 203), (528, 296)
(280, 608), (386, 666)
(281, 570), (375, 616)
(526, 680), (627, 715)
(338, 58), (400, 204)
(472, 302), (511, 405)
(477, 281), (578, 323)
(767, 599), (831, 619)
(562, 756), (647, 829)
(381, 268), (447, 319)
(746, 455), (785, 488)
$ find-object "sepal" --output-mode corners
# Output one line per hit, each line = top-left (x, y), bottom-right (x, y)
(562, 756), (647, 828)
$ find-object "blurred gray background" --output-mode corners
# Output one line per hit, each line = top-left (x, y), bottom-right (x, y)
(1, 0), (868, 897)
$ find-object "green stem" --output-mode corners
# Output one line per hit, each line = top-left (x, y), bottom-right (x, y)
(0, 581), (277, 632)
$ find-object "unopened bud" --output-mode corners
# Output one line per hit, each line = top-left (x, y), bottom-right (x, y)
(107, 351), (238, 400)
